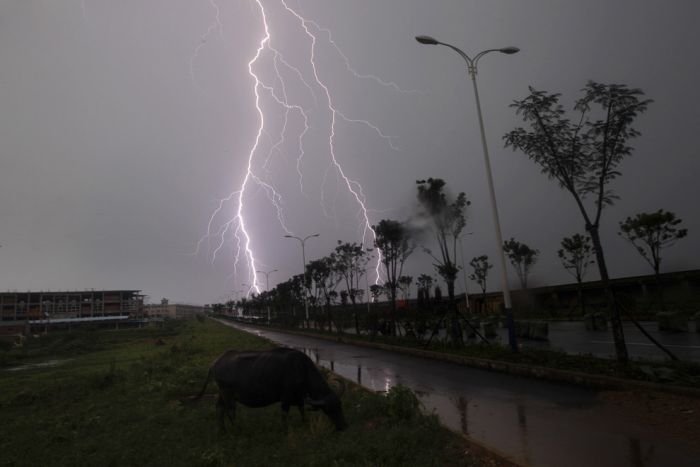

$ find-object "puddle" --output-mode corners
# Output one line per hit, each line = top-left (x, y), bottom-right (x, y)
(227, 322), (700, 467)
(5, 359), (71, 372)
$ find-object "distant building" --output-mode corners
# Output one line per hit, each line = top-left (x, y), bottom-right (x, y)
(0, 290), (144, 336)
(144, 298), (206, 320)
(459, 269), (700, 315)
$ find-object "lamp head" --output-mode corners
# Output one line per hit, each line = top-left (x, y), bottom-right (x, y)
(499, 46), (520, 55)
(415, 35), (439, 45)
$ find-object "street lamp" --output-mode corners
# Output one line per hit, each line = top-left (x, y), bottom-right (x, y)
(284, 233), (320, 326)
(256, 269), (278, 291)
(416, 34), (519, 351)
(256, 269), (278, 324)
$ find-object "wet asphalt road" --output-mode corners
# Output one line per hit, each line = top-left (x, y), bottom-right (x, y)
(221, 320), (699, 467)
(502, 321), (700, 363)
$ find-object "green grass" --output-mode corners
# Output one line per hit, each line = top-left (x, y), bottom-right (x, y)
(0, 320), (488, 467)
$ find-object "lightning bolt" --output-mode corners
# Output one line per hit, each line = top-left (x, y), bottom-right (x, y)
(197, 0), (411, 294)
(305, 17), (421, 95)
(190, 0), (225, 94)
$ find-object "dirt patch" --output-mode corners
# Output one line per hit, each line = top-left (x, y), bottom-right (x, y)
(600, 389), (700, 449)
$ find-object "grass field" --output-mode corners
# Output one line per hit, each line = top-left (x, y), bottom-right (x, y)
(0, 320), (493, 467)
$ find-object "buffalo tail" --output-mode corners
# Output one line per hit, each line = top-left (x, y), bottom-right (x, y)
(188, 367), (213, 402)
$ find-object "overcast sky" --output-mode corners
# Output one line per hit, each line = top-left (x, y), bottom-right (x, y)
(1, 0), (699, 304)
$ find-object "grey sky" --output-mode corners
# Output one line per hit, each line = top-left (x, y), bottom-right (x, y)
(1, 0), (698, 304)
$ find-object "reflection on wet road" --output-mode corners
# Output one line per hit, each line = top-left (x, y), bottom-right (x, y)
(506, 321), (700, 362)
(223, 321), (699, 467)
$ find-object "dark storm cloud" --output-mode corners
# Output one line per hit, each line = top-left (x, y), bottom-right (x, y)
(0, 0), (698, 303)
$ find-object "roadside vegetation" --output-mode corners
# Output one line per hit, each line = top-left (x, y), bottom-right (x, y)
(227, 317), (700, 390)
(0, 319), (500, 467)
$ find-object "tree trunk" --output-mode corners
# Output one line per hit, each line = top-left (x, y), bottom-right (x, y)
(447, 279), (463, 345)
(588, 225), (629, 362)
(327, 301), (332, 333)
(390, 286), (397, 336)
(351, 297), (360, 336)
(654, 265), (665, 311)
(577, 281), (586, 316)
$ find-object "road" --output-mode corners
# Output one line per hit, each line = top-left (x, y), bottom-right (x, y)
(503, 321), (700, 362)
(222, 320), (699, 467)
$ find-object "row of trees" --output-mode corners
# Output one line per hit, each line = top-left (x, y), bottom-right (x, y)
(470, 208), (687, 311)
(219, 81), (691, 364)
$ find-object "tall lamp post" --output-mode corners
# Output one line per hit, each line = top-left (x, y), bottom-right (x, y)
(416, 35), (519, 351)
(256, 269), (278, 324)
(256, 269), (278, 292)
(284, 233), (319, 327)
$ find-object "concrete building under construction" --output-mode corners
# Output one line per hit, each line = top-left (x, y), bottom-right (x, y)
(144, 299), (207, 320)
(0, 290), (144, 336)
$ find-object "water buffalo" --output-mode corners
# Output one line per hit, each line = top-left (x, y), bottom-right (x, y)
(191, 347), (347, 431)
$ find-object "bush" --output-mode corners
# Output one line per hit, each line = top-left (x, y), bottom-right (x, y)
(385, 385), (421, 421)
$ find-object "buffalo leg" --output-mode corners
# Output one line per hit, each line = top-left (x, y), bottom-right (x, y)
(226, 399), (236, 426)
(281, 402), (294, 432)
(217, 391), (237, 433)
(216, 395), (226, 433)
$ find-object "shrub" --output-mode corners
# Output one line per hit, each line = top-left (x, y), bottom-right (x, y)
(385, 385), (421, 421)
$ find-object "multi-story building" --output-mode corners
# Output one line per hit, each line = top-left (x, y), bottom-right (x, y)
(0, 290), (144, 335)
(144, 299), (206, 320)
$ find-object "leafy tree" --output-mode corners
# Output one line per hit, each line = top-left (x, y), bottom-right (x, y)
(558, 234), (595, 284)
(558, 233), (595, 314)
(505, 81), (652, 362)
(374, 219), (414, 334)
(398, 275), (413, 300)
(353, 288), (365, 304)
(619, 209), (688, 306)
(417, 178), (471, 346)
(503, 238), (539, 289)
(433, 285), (442, 303)
(619, 209), (688, 279)
(274, 276), (305, 325)
(469, 255), (492, 310)
(331, 241), (372, 335)
(416, 274), (434, 302)
(306, 256), (341, 331)
(416, 178), (469, 303)
(369, 284), (385, 302)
